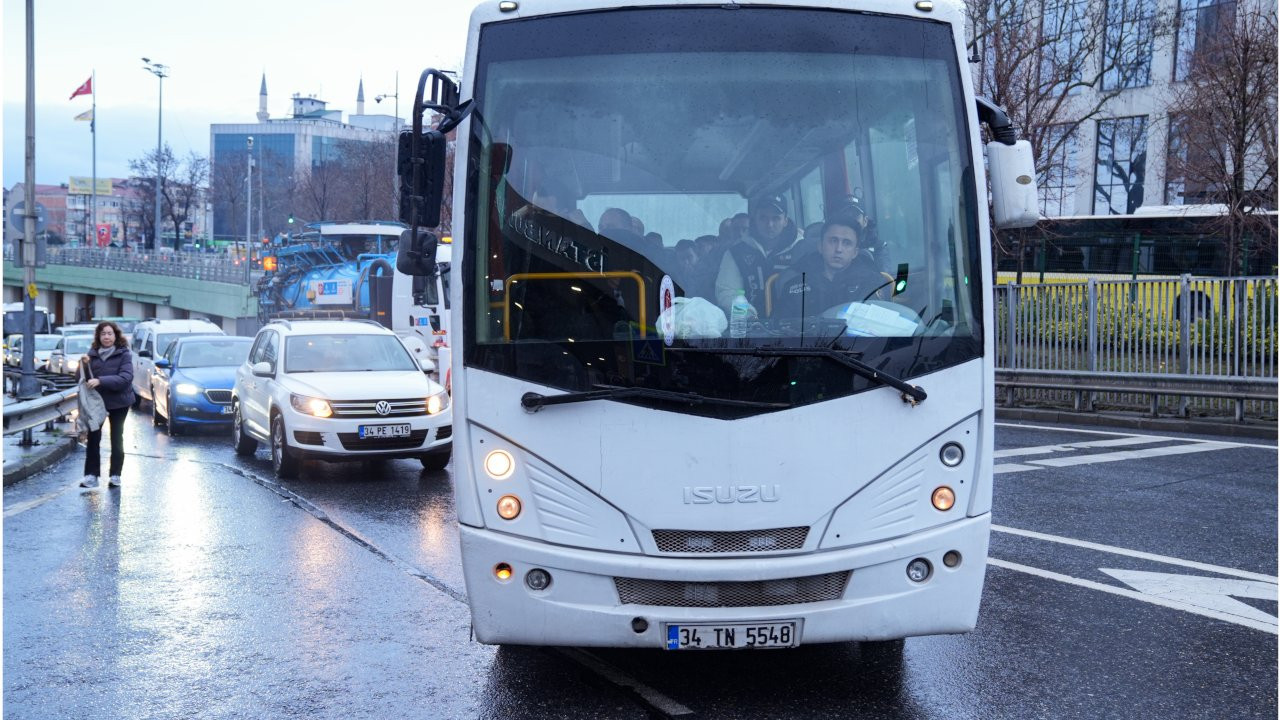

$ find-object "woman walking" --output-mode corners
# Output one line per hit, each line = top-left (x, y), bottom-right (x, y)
(78, 321), (135, 489)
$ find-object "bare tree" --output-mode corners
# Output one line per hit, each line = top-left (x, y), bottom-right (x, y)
(1165, 2), (1278, 274)
(297, 159), (348, 223)
(210, 152), (248, 241)
(344, 136), (397, 222)
(967, 0), (1174, 272)
(128, 145), (176, 249)
(161, 151), (210, 249)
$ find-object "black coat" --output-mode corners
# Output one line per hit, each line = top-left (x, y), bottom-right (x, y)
(78, 347), (136, 411)
(771, 253), (885, 317)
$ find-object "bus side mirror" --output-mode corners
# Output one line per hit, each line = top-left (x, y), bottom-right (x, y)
(398, 129), (447, 228)
(987, 140), (1040, 230)
(397, 230), (438, 277)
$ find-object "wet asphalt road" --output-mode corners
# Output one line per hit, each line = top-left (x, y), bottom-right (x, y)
(4, 412), (1276, 719)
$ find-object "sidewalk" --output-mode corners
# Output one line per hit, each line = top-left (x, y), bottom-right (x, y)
(3, 421), (78, 486)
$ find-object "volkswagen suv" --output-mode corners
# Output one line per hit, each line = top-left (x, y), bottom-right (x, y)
(231, 319), (452, 477)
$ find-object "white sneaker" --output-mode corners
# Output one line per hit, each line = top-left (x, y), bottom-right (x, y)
(108, 476), (122, 488)
(80, 475), (100, 488)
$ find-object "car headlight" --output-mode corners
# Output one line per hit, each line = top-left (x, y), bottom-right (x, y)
(175, 383), (201, 396)
(290, 393), (333, 418)
(426, 391), (450, 415)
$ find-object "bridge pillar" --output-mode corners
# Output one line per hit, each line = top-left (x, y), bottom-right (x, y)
(3, 285), (20, 303)
(154, 305), (179, 320)
(122, 300), (145, 319)
(92, 294), (112, 320)
(60, 293), (78, 326)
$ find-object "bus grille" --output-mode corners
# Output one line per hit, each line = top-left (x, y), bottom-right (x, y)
(652, 527), (808, 554)
(613, 572), (849, 608)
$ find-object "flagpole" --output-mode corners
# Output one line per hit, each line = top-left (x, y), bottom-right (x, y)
(91, 69), (97, 247)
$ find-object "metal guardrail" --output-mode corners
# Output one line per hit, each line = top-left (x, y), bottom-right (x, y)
(3, 245), (261, 285)
(996, 368), (1278, 418)
(3, 386), (77, 436)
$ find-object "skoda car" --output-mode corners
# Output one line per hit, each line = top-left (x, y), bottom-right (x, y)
(150, 335), (254, 435)
(231, 319), (452, 477)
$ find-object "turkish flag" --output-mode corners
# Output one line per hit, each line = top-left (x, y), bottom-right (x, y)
(69, 77), (92, 100)
(96, 224), (111, 247)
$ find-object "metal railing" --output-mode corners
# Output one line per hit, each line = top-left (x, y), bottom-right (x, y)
(4, 244), (260, 285)
(3, 386), (77, 437)
(996, 275), (1278, 419)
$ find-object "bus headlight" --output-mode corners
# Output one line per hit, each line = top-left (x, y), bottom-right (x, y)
(485, 449), (515, 480)
(426, 391), (450, 415)
(175, 383), (201, 396)
(496, 494), (522, 520)
(290, 393), (333, 418)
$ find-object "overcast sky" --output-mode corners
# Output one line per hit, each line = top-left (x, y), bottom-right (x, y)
(2, 0), (483, 188)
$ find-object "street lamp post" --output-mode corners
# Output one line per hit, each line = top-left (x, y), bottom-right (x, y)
(374, 71), (400, 133)
(245, 136), (254, 285)
(142, 57), (168, 249)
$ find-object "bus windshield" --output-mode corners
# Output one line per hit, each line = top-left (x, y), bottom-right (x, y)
(464, 7), (982, 415)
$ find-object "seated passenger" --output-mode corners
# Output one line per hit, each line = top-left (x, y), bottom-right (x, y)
(714, 194), (804, 316)
(771, 216), (885, 318)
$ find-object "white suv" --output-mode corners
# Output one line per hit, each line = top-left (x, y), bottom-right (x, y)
(231, 319), (452, 477)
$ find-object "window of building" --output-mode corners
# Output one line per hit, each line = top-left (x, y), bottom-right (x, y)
(1094, 116), (1148, 214)
(1040, 0), (1090, 92)
(1103, 0), (1158, 90)
(1039, 124), (1081, 216)
(1174, 0), (1236, 81)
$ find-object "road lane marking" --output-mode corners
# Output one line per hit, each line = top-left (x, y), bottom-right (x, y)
(1025, 441), (1234, 467)
(994, 435), (1170, 458)
(988, 558), (1278, 634)
(992, 524), (1277, 583)
(993, 463), (1044, 474)
(556, 648), (694, 717)
(3, 486), (73, 518)
(995, 422), (1278, 450)
(1100, 568), (1279, 628)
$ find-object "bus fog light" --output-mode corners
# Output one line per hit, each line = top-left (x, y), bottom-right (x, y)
(496, 494), (522, 520)
(494, 563), (513, 581)
(484, 449), (515, 480)
(906, 558), (932, 583)
(631, 617), (649, 633)
(943, 550), (962, 568)
(525, 568), (551, 591)
(940, 442), (964, 467)
(932, 486), (956, 511)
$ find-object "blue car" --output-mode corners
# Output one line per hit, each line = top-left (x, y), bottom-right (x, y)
(150, 335), (254, 435)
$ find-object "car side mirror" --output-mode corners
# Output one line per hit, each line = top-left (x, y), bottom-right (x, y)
(154, 358), (170, 369)
(138, 349), (153, 359)
(417, 356), (437, 373)
(52, 350), (63, 357)
(396, 229), (438, 277)
(252, 361), (274, 377)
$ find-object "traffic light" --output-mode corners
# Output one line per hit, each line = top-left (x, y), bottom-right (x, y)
(287, 214), (294, 224)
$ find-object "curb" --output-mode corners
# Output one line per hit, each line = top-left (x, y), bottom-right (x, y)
(996, 407), (1277, 441)
(3, 435), (79, 486)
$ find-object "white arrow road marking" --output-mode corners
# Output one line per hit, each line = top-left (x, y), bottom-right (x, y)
(989, 559), (1279, 634)
(996, 422), (1278, 451)
(994, 435), (1166, 458)
(992, 525), (1278, 583)
(1100, 568), (1279, 629)
(993, 440), (1235, 473)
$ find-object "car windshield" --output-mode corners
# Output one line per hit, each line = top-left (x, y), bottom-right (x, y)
(64, 335), (94, 354)
(463, 7), (981, 415)
(35, 335), (62, 350)
(156, 333), (214, 356)
(177, 339), (252, 368)
(284, 334), (418, 373)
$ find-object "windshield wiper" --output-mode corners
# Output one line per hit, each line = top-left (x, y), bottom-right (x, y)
(521, 385), (790, 412)
(673, 346), (926, 405)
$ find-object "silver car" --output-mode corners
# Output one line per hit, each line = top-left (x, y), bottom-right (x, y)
(47, 334), (95, 376)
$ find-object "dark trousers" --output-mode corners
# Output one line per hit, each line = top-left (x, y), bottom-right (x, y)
(84, 407), (129, 477)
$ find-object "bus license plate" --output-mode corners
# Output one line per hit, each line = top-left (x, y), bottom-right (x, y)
(359, 424), (411, 439)
(664, 621), (799, 650)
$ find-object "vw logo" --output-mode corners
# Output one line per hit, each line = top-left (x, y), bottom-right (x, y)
(374, 401), (391, 416)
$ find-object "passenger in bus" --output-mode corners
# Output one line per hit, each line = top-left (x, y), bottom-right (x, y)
(714, 193), (805, 315)
(771, 215), (884, 318)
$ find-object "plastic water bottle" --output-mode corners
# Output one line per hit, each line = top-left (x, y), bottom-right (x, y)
(729, 291), (752, 338)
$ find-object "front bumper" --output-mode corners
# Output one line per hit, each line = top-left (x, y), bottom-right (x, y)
(282, 406), (452, 460)
(460, 514), (991, 647)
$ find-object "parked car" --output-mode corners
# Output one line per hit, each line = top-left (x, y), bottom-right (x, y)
(131, 318), (226, 407)
(231, 319), (451, 477)
(150, 335), (254, 435)
(47, 333), (95, 376)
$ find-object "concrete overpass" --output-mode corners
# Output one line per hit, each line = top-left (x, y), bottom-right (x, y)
(3, 248), (258, 335)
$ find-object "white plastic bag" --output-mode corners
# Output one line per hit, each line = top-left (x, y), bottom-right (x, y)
(656, 296), (728, 340)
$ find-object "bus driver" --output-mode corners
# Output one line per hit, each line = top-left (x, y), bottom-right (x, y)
(772, 215), (884, 318)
